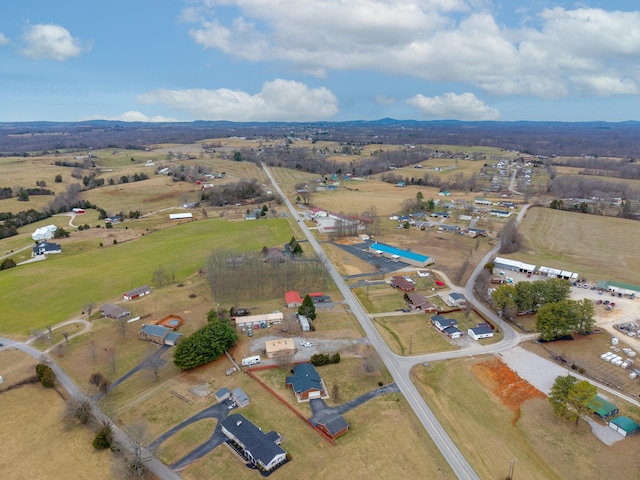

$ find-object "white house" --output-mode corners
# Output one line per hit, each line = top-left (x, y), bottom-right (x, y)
(31, 225), (58, 241)
(449, 292), (466, 307)
(468, 325), (494, 340)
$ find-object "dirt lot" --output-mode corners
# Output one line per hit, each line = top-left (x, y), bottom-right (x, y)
(471, 358), (546, 424)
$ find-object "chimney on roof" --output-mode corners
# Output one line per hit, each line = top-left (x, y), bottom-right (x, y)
(236, 420), (242, 427)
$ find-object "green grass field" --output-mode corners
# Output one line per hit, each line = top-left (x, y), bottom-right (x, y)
(0, 218), (293, 336)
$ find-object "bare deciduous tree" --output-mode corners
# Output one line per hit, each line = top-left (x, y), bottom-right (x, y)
(84, 302), (96, 318)
(64, 396), (94, 425)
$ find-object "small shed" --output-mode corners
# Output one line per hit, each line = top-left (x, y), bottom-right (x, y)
(314, 412), (349, 440)
(215, 387), (231, 403)
(232, 387), (250, 407)
(123, 285), (151, 301)
(609, 416), (640, 437)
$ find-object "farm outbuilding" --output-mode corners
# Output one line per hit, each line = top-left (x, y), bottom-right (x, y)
(609, 416), (640, 437)
(123, 285), (151, 301)
(232, 387), (250, 407)
(589, 395), (619, 420)
(265, 339), (296, 359)
(493, 257), (536, 274)
(314, 411), (349, 440)
(215, 387), (231, 403)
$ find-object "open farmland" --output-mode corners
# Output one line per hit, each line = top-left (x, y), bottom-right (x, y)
(412, 356), (640, 480)
(516, 207), (640, 284)
(0, 217), (293, 336)
(0, 350), (113, 479)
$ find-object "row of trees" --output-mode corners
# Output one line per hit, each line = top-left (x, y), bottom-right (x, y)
(200, 179), (278, 207)
(205, 250), (328, 304)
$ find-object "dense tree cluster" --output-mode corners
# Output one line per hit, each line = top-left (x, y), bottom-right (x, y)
(35, 363), (56, 388)
(173, 311), (238, 370)
(535, 299), (596, 341)
(491, 278), (571, 316)
(548, 375), (597, 425)
(200, 179), (276, 206)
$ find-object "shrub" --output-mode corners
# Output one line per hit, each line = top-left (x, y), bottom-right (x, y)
(40, 366), (56, 388)
(93, 427), (112, 450)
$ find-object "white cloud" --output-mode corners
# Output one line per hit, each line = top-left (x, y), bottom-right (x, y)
(85, 111), (178, 122)
(183, 2), (640, 98)
(138, 79), (339, 121)
(21, 24), (87, 61)
(407, 92), (500, 120)
(375, 94), (396, 105)
(0, 33), (9, 45)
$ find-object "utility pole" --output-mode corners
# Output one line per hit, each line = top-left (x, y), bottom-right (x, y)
(506, 458), (516, 480)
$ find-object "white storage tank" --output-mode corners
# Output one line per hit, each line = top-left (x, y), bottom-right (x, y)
(629, 351), (637, 357)
(629, 372), (638, 379)
(612, 337), (619, 345)
(621, 362), (629, 369)
(601, 353), (609, 360)
(615, 359), (624, 366)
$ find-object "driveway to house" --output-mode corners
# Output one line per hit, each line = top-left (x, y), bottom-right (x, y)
(309, 382), (400, 420)
(103, 345), (171, 397)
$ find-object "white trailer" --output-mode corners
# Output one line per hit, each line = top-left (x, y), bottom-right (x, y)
(241, 355), (261, 367)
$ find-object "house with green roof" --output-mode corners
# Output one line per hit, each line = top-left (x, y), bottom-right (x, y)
(588, 395), (619, 420)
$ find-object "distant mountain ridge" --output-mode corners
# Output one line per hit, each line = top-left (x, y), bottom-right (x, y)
(1, 119), (639, 157)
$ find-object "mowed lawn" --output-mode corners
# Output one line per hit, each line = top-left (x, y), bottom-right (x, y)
(516, 207), (640, 284)
(0, 218), (293, 336)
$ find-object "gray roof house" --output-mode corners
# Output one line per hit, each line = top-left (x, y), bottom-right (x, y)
(138, 324), (183, 346)
(32, 241), (61, 257)
(220, 414), (287, 472)
(100, 304), (131, 320)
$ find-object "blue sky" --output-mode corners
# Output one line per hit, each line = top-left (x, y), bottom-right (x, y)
(1, 1), (640, 122)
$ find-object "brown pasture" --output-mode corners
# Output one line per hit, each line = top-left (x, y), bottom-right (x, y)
(516, 206), (640, 284)
(0, 350), (113, 480)
(412, 355), (640, 480)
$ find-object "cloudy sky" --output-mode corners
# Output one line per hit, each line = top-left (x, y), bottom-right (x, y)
(1, 1), (639, 122)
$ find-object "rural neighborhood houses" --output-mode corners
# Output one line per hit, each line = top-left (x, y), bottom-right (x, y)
(138, 324), (183, 346)
(431, 315), (463, 339)
(468, 324), (494, 340)
(32, 241), (61, 257)
(390, 276), (417, 292)
(313, 411), (350, 440)
(123, 285), (151, 301)
(100, 303), (131, 320)
(220, 414), (287, 473)
(286, 363), (327, 401)
(31, 224), (58, 241)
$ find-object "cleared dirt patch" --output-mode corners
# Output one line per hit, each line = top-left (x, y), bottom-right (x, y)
(471, 358), (546, 424)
